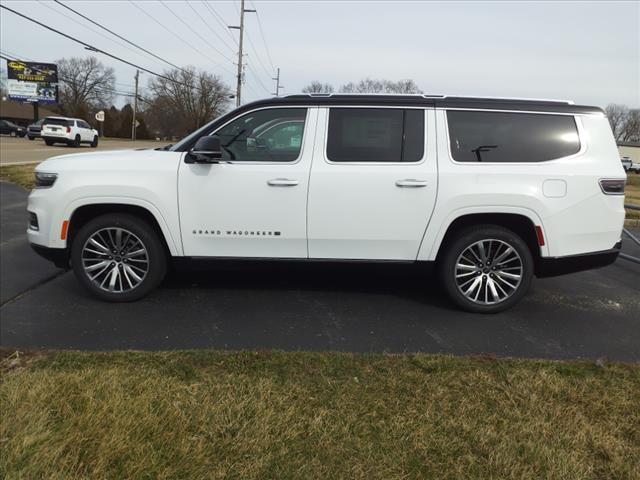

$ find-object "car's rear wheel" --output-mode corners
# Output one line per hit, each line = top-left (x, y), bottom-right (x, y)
(91, 136), (98, 148)
(69, 135), (81, 147)
(44, 139), (54, 146)
(71, 213), (167, 302)
(439, 225), (534, 313)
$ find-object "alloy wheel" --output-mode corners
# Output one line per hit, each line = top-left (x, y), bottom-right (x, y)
(81, 227), (149, 293)
(454, 238), (523, 305)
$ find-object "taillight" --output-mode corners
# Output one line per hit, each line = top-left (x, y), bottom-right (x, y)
(599, 179), (625, 195)
(66, 126), (71, 133)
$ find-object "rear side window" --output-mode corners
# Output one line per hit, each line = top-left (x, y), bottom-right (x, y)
(447, 111), (580, 162)
(43, 118), (72, 127)
(327, 108), (424, 162)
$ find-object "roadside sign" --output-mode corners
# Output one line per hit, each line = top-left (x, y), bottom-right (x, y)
(135, 120), (140, 128)
(95, 111), (105, 122)
(5, 59), (58, 105)
(7, 60), (58, 83)
(7, 79), (57, 104)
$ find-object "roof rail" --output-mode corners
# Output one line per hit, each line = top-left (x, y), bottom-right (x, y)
(287, 93), (574, 104)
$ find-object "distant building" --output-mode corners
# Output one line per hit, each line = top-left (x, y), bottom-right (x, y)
(0, 100), (57, 127)
(618, 142), (640, 163)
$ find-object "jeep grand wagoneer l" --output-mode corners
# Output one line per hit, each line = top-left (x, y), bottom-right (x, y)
(27, 94), (626, 312)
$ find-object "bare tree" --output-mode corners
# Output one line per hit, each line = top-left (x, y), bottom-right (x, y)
(388, 79), (423, 94)
(57, 56), (115, 118)
(340, 78), (422, 94)
(605, 104), (629, 142)
(302, 81), (334, 94)
(620, 109), (640, 142)
(146, 67), (232, 138)
(340, 78), (385, 93)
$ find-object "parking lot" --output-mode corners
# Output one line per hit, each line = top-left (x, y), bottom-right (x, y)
(0, 135), (162, 165)
(1, 177), (639, 360)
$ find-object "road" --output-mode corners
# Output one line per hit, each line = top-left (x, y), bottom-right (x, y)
(0, 135), (163, 165)
(1, 180), (639, 360)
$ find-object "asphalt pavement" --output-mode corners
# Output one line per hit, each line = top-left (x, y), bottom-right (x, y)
(0, 136), (162, 165)
(1, 181), (639, 360)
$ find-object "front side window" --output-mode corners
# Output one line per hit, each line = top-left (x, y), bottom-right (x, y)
(327, 108), (425, 162)
(447, 110), (581, 163)
(212, 108), (307, 162)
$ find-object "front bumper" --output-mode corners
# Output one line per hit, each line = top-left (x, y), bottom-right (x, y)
(536, 241), (621, 277)
(30, 244), (69, 269)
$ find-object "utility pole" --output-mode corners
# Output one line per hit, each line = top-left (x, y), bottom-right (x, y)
(131, 69), (139, 141)
(272, 67), (283, 96)
(229, 0), (255, 106)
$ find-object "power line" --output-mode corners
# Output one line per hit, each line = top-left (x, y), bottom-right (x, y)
(127, 0), (228, 74)
(159, 0), (236, 72)
(245, 62), (271, 94)
(245, 31), (275, 81)
(201, 1), (238, 45)
(252, 2), (276, 73)
(52, 0), (188, 74)
(0, 4), (212, 93)
(185, 1), (236, 53)
(42, 1), (151, 65)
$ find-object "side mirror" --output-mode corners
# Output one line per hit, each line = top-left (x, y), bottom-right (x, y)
(185, 136), (223, 164)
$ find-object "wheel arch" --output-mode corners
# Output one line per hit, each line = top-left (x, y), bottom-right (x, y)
(429, 211), (547, 275)
(65, 201), (180, 257)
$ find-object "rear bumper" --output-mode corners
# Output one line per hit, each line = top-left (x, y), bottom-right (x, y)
(536, 241), (621, 277)
(30, 244), (69, 269)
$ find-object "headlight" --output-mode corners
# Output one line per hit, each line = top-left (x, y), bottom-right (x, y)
(34, 172), (58, 188)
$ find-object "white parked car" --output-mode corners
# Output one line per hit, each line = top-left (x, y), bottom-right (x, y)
(27, 95), (626, 312)
(41, 116), (99, 148)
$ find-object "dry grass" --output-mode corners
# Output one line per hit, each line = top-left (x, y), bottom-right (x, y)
(1, 350), (638, 479)
(0, 163), (38, 191)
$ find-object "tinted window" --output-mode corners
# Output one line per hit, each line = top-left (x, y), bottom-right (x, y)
(212, 108), (306, 162)
(78, 120), (91, 129)
(327, 109), (424, 162)
(447, 110), (580, 162)
(43, 118), (72, 127)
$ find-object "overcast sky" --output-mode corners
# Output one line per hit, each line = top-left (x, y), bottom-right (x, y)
(1, 0), (638, 108)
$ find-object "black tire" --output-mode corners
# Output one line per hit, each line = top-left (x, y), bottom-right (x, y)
(438, 225), (534, 313)
(69, 135), (81, 147)
(44, 139), (54, 146)
(71, 213), (167, 302)
(28, 135), (35, 141)
(91, 136), (98, 148)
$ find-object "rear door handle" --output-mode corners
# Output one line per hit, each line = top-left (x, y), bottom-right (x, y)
(267, 178), (299, 187)
(395, 179), (428, 188)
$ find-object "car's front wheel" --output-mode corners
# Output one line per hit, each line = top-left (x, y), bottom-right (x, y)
(91, 136), (98, 148)
(28, 135), (35, 141)
(439, 225), (534, 313)
(71, 213), (167, 302)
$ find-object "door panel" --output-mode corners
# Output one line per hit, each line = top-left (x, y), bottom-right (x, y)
(307, 108), (438, 260)
(178, 107), (317, 258)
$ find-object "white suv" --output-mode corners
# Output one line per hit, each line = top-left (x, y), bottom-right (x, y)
(26, 95), (626, 313)
(41, 116), (99, 148)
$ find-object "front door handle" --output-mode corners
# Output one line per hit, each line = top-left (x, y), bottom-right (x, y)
(395, 179), (428, 188)
(267, 178), (299, 187)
